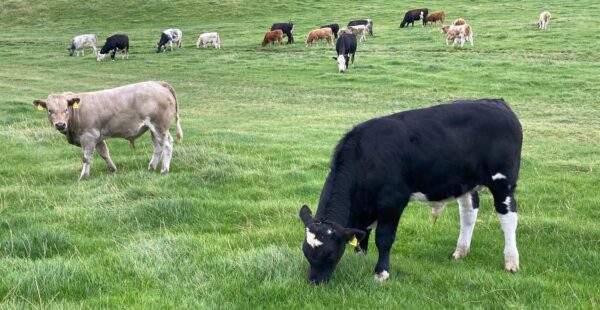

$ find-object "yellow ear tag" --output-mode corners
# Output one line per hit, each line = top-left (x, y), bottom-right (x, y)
(36, 104), (43, 111)
(348, 235), (358, 247)
(72, 101), (80, 109)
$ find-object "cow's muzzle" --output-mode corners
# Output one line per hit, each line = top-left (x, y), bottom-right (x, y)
(55, 122), (67, 132)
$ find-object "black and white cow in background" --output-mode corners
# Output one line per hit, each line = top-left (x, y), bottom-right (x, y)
(347, 19), (373, 35)
(400, 8), (429, 28)
(97, 34), (129, 61)
(321, 23), (340, 39)
(156, 28), (182, 53)
(68, 34), (97, 56)
(333, 33), (357, 73)
(271, 22), (294, 44)
(299, 99), (523, 283)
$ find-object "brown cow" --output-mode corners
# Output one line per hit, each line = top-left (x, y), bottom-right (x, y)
(33, 81), (182, 180)
(425, 11), (445, 25)
(262, 29), (283, 47)
(305, 28), (333, 47)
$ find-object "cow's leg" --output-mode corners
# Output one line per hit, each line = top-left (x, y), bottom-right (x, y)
(82, 49), (85, 56)
(160, 132), (174, 174)
(92, 46), (97, 56)
(148, 131), (163, 172)
(355, 229), (372, 254)
(373, 188), (409, 282)
(489, 178), (519, 272)
(169, 41), (173, 51)
(452, 191), (480, 259)
(96, 140), (117, 173)
(79, 140), (97, 180)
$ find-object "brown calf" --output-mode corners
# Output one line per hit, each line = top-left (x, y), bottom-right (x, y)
(262, 29), (283, 47)
(425, 11), (445, 25)
(305, 28), (333, 47)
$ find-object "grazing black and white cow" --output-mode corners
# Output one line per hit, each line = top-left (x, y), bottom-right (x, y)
(68, 34), (97, 56)
(271, 22), (295, 44)
(97, 34), (129, 61)
(299, 99), (523, 284)
(156, 28), (182, 53)
(332, 33), (357, 73)
(321, 23), (340, 39)
(347, 19), (373, 35)
(400, 8), (429, 28)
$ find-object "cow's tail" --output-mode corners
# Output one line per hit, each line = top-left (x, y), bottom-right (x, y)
(162, 82), (183, 142)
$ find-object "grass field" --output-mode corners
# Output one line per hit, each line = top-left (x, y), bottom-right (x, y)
(1, 0), (599, 308)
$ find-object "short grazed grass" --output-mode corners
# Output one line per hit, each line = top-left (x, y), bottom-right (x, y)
(1, 0), (599, 308)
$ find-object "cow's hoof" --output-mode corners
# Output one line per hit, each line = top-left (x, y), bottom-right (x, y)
(78, 174), (89, 181)
(148, 164), (157, 172)
(504, 256), (520, 272)
(451, 246), (469, 260)
(160, 168), (169, 174)
(108, 166), (117, 173)
(374, 271), (389, 283)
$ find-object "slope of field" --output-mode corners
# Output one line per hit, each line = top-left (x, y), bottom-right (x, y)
(1, 0), (599, 308)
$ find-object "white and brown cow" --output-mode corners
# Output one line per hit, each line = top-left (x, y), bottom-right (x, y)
(442, 23), (474, 47)
(33, 81), (183, 180)
(538, 11), (551, 29)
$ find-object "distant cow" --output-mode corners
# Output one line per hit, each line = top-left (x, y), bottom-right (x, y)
(156, 28), (182, 53)
(400, 8), (428, 28)
(425, 11), (445, 25)
(347, 19), (373, 35)
(442, 23), (474, 47)
(271, 22), (294, 44)
(196, 32), (221, 49)
(68, 34), (97, 57)
(32, 81), (182, 180)
(321, 23), (340, 39)
(97, 34), (129, 61)
(340, 25), (369, 42)
(538, 11), (551, 29)
(332, 33), (357, 73)
(306, 28), (333, 47)
(262, 29), (283, 47)
(299, 99), (523, 283)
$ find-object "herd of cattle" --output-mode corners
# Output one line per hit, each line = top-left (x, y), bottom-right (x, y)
(42, 6), (555, 284)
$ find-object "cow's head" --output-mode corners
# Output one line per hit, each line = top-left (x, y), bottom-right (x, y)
(333, 55), (348, 73)
(96, 53), (107, 61)
(441, 25), (450, 34)
(33, 94), (79, 133)
(156, 44), (163, 53)
(299, 205), (365, 284)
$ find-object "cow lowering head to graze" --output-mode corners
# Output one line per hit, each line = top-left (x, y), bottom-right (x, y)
(32, 81), (183, 180)
(425, 11), (445, 26)
(299, 99), (523, 283)
(68, 34), (97, 57)
(347, 19), (373, 36)
(271, 22), (294, 44)
(156, 28), (182, 53)
(340, 25), (368, 42)
(321, 24), (340, 39)
(196, 32), (221, 49)
(306, 28), (333, 47)
(538, 11), (551, 29)
(262, 29), (283, 47)
(442, 23), (474, 47)
(332, 33), (357, 73)
(400, 8), (428, 28)
(97, 34), (129, 61)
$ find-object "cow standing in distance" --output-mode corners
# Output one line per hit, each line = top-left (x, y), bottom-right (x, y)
(299, 99), (523, 283)
(400, 8), (429, 28)
(425, 11), (445, 26)
(305, 28), (333, 47)
(347, 19), (373, 36)
(68, 34), (97, 57)
(321, 23), (340, 39)
(196, 32), (221, 49)
(156, 28), (182, 53)
(340, 25), (368, 42)
(271, 22), (294, 44)
(333, 33), (357, 73)
(442, 23), (474, 47)
(97, 34), (129, 61)
(262, 29), (283, 47)
(538, 11), (551, 29)
(32, 81), (183, 180)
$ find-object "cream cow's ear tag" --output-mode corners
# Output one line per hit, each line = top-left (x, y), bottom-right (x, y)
(36, 104), (44, 111)
(348, 235), (359, 248)
(72, 99), (80, 109)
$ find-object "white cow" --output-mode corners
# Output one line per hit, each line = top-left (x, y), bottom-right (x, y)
(68, 34), (97, 57)
(196, 32), (221, 49)
(538, 11), (551, 29)
(156, 28), (182, 52)
(340, 25), (368, 42)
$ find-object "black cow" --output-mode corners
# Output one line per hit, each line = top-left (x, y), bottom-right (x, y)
(400, 8), (429, 28)
(299, 99), (523, 284)
(332, 33), (357, 73)
(347, 19), (373, 35)
(97, 34), (129, 61)
(271, 22), (294, 44)
(320, 23), (340, 39)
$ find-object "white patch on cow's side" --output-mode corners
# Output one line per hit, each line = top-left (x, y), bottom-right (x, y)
(374, 270), (389, 282)
(497, 211), (519, 272)
(492, 173), (507, 180)
(367, 221), (377, 230)
(503, 196), (512, 208)
(305, 228), (323, 248)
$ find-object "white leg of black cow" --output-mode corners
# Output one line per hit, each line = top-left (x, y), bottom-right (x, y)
(160, 133), (174, 174)
(148, 132), (163, 172)
(96, 140), (117, 173)
(452, 192), (479, 259)
(79, 143), (95, 180)
(497, 210), (519, 272)
(431, 202), (445, 223)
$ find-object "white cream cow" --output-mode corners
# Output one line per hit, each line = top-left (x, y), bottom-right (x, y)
(538, 11), (551, 29)
(33, 81), (183, 180)
(196, 32), (221, 49)
(340, 25), (368, 42)
(68, 34), (97, 56)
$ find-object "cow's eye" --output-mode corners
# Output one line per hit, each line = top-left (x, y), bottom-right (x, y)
(48, 110), (53, 114)
(64, 109), (68, 113)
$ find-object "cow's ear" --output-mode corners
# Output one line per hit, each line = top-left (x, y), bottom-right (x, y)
(33, 100), (47, 110)
(337, 228), (366, 243)
(299, 204), (314, 226)
(67, 98), (80, 107)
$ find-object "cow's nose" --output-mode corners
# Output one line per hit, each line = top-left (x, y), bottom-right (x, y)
(55, 122), (66, 131)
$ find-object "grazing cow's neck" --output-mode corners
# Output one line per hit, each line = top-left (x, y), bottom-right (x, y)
(316, 171), (352, 226)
